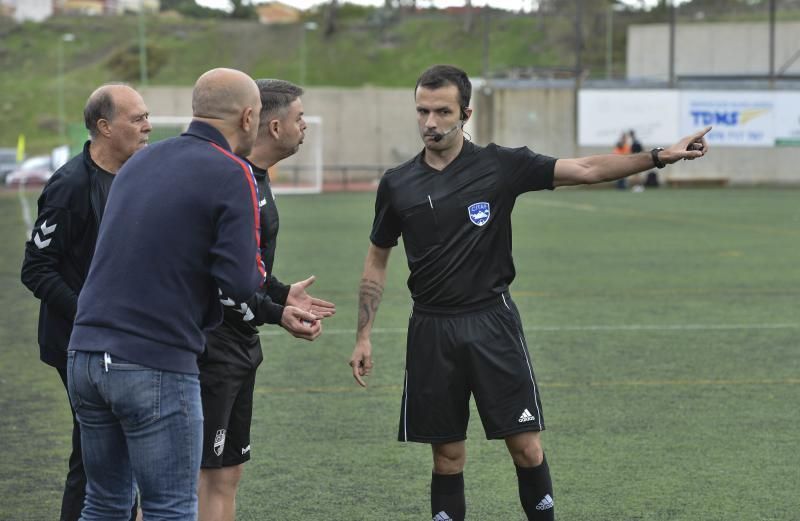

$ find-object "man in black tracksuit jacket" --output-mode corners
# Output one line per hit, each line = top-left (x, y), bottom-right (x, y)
(20, 84), (151, 521)
(197, 78), (335, 521)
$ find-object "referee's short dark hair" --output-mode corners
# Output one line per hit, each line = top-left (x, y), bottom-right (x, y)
(415, 65), (472, 111)
(84, 82), (128, 139)
(255, 79), (304, 122)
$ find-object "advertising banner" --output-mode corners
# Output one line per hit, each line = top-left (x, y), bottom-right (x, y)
(773, 92), (800, 147)
(679, 91), (774, 147)
(578, 90), (680, 147)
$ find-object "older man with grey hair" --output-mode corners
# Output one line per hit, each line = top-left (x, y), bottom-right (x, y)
(21, 83), (150, 521)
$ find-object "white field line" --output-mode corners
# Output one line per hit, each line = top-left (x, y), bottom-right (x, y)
(17, 182), (34, 236)
(258, 322), (799, 337)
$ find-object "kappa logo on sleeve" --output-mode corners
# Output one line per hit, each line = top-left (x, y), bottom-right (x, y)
(467, 202), (490, 227)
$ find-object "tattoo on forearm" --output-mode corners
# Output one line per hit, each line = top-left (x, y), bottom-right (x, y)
(357, 278), (384, 332)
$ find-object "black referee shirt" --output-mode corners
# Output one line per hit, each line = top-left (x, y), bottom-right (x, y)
(203, 161), (282, 368)
(370, 140), (556, 308)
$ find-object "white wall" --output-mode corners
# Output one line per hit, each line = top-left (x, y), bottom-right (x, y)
(141, 84), (800, 186)
(10, 0), (52, 22)
(627, 22), (800, 80)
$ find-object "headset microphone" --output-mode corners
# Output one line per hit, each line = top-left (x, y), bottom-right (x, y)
(432, 124), (461, 143)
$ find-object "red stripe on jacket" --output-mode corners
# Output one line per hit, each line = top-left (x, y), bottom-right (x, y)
(209, 142), (266, 281)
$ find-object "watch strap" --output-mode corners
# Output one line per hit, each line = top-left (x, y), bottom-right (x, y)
(651, 148), (666, 169)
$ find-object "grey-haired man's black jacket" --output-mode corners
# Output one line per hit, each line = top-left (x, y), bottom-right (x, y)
(21, 141), (112, 369)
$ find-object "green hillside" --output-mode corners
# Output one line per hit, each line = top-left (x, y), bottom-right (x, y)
(0, 8), (625, 154)
(1, 0), (797, 154)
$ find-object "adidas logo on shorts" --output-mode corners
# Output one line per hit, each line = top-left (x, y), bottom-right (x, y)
(432, 512), (453, 521)
(536, 494), (554, 511)
(518, 409), (536, 423)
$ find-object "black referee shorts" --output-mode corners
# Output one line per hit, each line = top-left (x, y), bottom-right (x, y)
(398, 292), (545, 444)
(198, 341), (257, 468)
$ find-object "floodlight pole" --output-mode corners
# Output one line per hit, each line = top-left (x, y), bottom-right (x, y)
(138, 0), (149, 86)
(482, 6), (490, 79)
(668, 0), (675, 87)
(300, 22), (318, 86)
(769, 0), (776, 87)
(573, 0), (583, 149)
(57, 33), (75, 140)
(605, 4), (612, 80)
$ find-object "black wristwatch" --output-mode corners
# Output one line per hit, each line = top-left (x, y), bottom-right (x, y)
(650, 147), (666, 169)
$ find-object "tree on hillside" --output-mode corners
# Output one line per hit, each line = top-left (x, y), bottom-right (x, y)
(160, 0), (226, 17)
(464, 0), (475, 33)
(230, 0), (256, 19)
(323, 0), (339, 37)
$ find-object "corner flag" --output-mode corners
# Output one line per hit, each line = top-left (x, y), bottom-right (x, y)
(16, 134), (25, 163)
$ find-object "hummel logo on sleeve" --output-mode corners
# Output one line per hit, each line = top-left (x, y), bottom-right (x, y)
(217, 290), (254, 321)
(518, 409), (536, 423)
(239, 302), (254, 321)
(432, 512), (453, 521)
(40, 220), (57, 235)
(33, 220), (58, 249)
(535, 494), (554, 511)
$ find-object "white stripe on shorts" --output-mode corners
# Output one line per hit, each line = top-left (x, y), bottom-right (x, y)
(402, 369), (409, 441)
(517, 333), (543, 431)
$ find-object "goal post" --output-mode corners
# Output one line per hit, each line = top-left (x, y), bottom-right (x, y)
(148, 115), (323, 195)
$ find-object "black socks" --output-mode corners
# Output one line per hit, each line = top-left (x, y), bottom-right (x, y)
(430, 456), (554, 520)
(516, 455), (555, 520)
(431, 472), (465, 521)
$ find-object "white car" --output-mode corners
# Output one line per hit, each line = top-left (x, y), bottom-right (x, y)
(4, 156), (53, 186)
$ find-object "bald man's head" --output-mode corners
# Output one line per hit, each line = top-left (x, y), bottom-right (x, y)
(192, 68), (260, 120)
(191, 68), (262, 156)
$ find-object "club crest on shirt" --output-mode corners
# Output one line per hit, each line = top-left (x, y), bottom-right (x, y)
(467, 202), (490, 226)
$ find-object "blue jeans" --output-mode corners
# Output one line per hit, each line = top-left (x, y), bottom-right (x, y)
(67, 351), (203, 521)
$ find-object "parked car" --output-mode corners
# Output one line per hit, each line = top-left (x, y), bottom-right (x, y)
(4, 155), (53, 186)
(0, 148), (17, 182)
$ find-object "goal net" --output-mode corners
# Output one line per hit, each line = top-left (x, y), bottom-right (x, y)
(148, 115), (323, 195)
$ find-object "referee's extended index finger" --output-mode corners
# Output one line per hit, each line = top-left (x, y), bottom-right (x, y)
(695, 125), (712, 138)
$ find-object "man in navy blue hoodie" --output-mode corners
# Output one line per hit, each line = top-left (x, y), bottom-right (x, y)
(67, 68), (267, 521)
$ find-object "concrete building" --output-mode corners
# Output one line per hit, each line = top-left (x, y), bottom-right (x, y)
(1, 0), (53, 22)
(255, 2), (301, 25)
(57, 0), (105, 15)
(627, 22), (800, 81)
(113, 0), (159, 14)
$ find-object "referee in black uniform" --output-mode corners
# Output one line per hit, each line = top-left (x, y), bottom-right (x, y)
(198, 79), (335, 521)
(349, 64), (710, 521)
